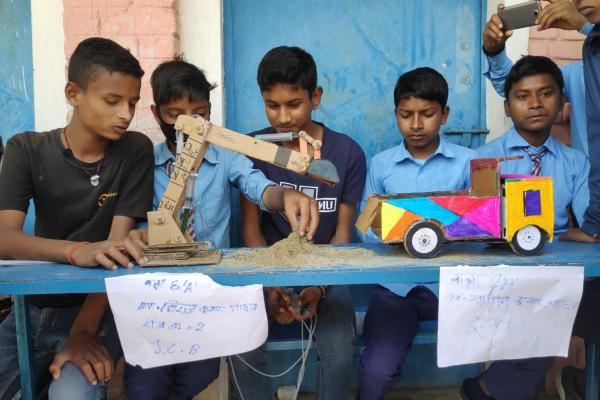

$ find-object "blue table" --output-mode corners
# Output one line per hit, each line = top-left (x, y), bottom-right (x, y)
(2, 241), (600, 399)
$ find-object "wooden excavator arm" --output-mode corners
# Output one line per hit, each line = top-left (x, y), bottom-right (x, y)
(143, 115), (339, 266)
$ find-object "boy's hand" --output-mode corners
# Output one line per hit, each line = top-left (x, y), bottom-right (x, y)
(282, 189), (319, 240)
(483, 7), (513, 54)
(537, 0), (586, 31)
(71, 238), (146, 270)
(559, 228), (600, 243)
(128, 228), (149, 247)
(265, 287), (296, 324)
(49, 331), (113, 385)
(293, 286), (322, 321)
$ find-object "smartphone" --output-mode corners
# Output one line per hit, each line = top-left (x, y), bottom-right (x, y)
(498, 1), (542, 31)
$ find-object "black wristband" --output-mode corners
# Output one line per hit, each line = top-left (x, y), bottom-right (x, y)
(482, 44), (506, 57)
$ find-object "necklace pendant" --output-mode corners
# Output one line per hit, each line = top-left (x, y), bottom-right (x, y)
(90, 175), (100, 187)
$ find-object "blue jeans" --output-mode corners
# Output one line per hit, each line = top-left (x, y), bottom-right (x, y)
(0, 302), (120, 400)
(125, 359), (220, 400)
(359, 285), (438, 399)
(230, 285), (356, 400)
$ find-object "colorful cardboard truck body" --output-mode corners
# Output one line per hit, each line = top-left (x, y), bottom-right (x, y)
(356, 157), (554, 258)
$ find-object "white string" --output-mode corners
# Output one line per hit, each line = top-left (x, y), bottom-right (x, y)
(230, 352), (245, 400)
(229, 315), (317, 400)
(292, 316), (316, 399)
(554, 367), (566, 400)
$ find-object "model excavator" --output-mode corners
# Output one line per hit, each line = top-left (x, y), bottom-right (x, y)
(142, 115), (339, 266)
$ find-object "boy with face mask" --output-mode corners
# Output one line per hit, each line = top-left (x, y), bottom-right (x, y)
(124, 59), (320, 399)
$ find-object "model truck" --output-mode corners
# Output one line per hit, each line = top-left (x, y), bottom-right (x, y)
(356, 157), (554, 258)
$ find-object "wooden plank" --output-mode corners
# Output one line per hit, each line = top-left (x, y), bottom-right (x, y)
(2, 242), (600, 294)
(4, 241), (600, 399)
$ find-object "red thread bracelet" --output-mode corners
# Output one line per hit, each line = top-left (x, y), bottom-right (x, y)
(66, 242), (90, 265)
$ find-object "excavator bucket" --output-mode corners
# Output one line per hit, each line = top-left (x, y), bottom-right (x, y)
(306, 159), (340, 187)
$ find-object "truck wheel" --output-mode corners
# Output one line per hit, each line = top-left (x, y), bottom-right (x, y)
(510, 225), (547, 256)
(404, 221), (444, 258)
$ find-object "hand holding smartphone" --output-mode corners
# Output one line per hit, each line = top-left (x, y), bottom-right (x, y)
(498, 1), (542, 31)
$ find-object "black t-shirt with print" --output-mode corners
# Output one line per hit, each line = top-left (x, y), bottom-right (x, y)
(0, 129), (154, 308)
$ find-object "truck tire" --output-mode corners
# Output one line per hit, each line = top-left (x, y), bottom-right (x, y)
(510, 224), (547, 256)
(403, 221), (444, 258)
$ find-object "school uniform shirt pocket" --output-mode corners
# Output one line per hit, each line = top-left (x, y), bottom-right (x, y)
(193, 193), (228, 243)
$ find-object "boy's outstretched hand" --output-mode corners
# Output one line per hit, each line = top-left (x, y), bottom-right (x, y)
(483, 6), (513, 54)
(559, 228), (600, 243)
(49, 331), (113, 385)
(282, 188), (319, 240)
(537, 0), (586, 31)
(70, 238), (146, 270)
(295, 286), (322, 320)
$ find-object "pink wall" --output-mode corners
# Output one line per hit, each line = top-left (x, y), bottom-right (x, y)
(528, 26), (585, 66)
(63, 0), (178, 142)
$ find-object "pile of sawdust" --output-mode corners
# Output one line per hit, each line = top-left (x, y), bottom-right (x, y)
(228, 232), (376, 268)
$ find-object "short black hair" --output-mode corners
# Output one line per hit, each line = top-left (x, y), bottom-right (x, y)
(257, 46), (317, 96)
(68, 37), (143, 89)
(394, 67), (448, 109)
(151, 58), (217, 107)
(504, 55), (564, 98)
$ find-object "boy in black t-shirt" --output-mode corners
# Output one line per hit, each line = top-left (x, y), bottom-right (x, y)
(0, 38), (153, 400)
(235, 46), (365, 399)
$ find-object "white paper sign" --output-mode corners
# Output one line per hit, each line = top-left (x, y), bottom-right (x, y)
(105, 273), (268, 369)
(437, 266), (583, 368)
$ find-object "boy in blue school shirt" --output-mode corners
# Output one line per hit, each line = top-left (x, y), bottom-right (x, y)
(481, 0), (593, 155)
(358, 67), (477, 399)
(460, 56), (589, 400)
(124, 59), (320, 400)
(477, 55), (589, 236)
(236, 46), (365, 400)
